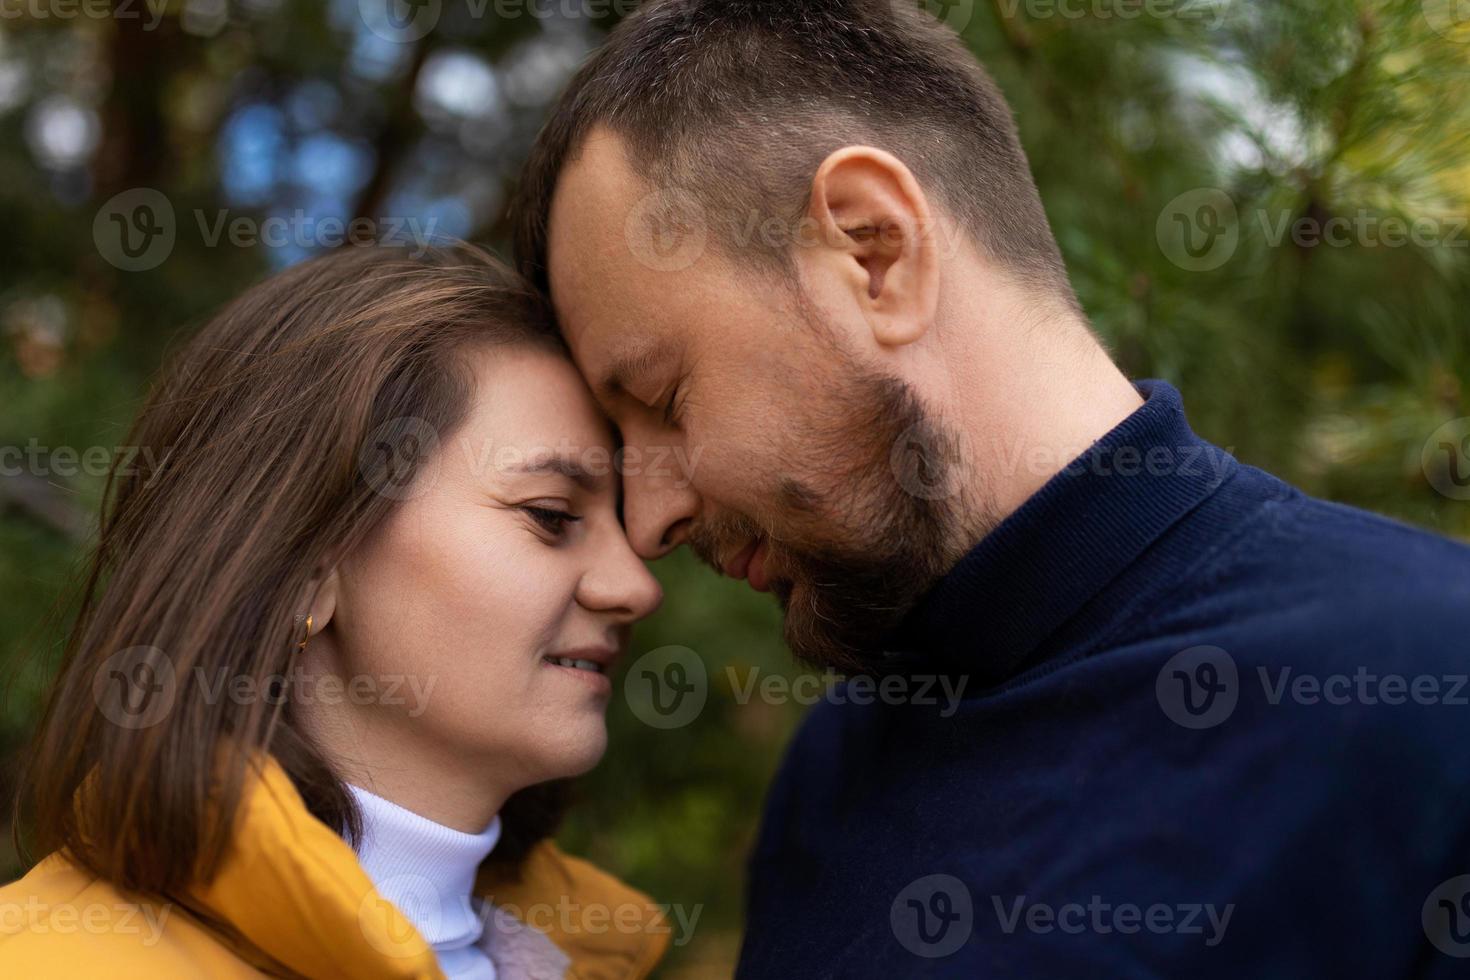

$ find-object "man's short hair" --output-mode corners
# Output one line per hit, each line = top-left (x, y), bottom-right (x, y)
(514, 0), (1076, 309)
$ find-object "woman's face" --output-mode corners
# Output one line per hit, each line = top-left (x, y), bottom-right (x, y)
(307, 344), (662, 807)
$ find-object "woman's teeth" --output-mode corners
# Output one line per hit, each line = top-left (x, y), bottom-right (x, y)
(547, 657), (603, 674)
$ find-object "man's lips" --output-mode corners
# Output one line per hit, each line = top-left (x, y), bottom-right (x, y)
(722, 538), (772, 593)
(747, 539), (771, 592)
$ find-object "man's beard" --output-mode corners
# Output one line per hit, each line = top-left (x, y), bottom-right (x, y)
(688, 339), (993, 674)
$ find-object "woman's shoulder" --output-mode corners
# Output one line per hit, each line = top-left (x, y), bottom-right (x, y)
(0, 854), (260, 979)
(476, 841), (672, 980)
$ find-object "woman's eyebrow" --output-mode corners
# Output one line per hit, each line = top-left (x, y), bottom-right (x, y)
(503, 453), (606, 493)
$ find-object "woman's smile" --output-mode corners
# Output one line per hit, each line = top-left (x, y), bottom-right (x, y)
(541, 644), (620, 695)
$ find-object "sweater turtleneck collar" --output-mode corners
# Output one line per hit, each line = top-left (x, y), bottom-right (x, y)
(883, 380), (1239, 687)
(348, 784), (502, 980)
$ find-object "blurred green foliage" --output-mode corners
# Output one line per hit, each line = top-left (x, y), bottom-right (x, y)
(1, 1), (1467, 976)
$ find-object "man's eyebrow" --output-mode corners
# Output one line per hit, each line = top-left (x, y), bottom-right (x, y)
(599, 341), (674, 401)
(504, 454), (606, 493)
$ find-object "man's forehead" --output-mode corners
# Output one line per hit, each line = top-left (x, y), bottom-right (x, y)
(545, 268), (630, 377)
(545, 131), (676, 393)
(545, 150), (638, 345)
(545, 129), (640, 268)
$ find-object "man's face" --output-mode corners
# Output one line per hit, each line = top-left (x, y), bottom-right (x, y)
(545, 129), (970, 671)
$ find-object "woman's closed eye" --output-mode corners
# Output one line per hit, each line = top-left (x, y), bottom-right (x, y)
(522, 504), (583, 537)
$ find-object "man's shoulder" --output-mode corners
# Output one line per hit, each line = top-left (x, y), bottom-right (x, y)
(1196, 478), (1469, 650)
(1286, 491), (1470, 573)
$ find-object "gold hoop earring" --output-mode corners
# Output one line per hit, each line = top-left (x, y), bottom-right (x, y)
(296, 614), (314, 655)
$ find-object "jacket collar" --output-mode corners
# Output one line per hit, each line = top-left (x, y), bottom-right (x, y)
(886, 380), (1238, 686)
(189, 755), (667, 979)
(190, 755), (444, 979)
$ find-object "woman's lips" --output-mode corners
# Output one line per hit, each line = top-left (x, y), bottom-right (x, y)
(541, 646), (619, 695)
(542, 656), (613, 694)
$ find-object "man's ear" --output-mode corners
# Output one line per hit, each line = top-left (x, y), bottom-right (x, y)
(800, 146), (939, 349)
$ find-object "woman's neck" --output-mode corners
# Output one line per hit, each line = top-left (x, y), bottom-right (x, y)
(339, 759), (506, 833)
(293, 685), (514, 833)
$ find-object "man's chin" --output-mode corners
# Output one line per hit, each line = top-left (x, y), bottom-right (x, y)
(769, 542), (952, 673)
(777, 579), (885, 674)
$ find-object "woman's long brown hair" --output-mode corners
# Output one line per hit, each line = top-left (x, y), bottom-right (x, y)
(17, 241), (567, 898)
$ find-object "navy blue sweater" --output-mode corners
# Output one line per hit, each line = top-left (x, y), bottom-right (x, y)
(736, 381), (1470, 979)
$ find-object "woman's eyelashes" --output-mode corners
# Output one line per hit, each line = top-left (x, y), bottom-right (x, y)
(521, 504), (583, 537)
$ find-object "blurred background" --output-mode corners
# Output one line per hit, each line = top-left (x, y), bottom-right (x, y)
(0, 0), (1466, 975)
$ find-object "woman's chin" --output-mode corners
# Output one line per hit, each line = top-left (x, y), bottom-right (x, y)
(536, 717), (609, 780)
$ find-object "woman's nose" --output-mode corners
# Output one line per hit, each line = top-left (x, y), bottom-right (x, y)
(578, 532), (664, 623)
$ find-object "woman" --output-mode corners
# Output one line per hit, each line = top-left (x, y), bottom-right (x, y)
(1, 243), (668, 979)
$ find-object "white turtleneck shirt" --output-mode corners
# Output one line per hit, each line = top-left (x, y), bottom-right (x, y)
(348, 784), (502, 980)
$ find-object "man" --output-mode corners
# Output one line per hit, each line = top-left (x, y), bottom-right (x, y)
(513, 1), (1470, 975)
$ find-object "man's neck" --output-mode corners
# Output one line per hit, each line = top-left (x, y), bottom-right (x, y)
(932, 279), (1144, 529)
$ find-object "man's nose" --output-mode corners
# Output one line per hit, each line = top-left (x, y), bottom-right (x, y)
(621, 462), (699, 560)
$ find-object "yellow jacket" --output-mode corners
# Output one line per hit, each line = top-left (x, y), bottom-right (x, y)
(0, 757), (669, 979)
